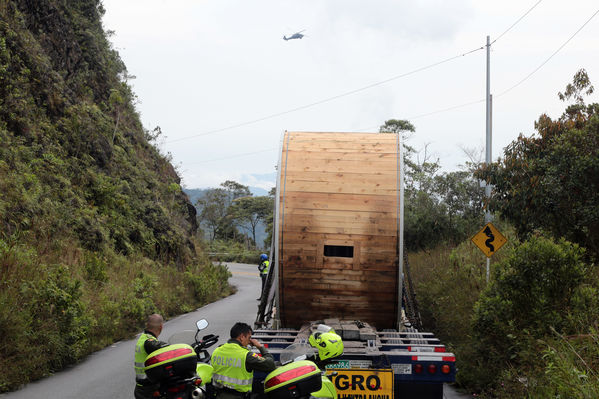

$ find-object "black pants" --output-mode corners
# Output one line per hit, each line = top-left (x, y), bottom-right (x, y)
(260, 274), (266, 297)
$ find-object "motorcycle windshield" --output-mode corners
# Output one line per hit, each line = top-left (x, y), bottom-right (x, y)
(279, 343), (317, 365)
(168, 330), (197, 345)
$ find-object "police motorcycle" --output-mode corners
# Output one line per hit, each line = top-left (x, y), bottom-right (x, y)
(262, 325), (343, 399)
(143, 319), (219, 399)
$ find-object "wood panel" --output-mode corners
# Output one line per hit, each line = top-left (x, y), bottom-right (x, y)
(284, 215), (397, 232)
(284, 171), (399, 187)
(284, 150), (397, 162)
(278, 131), (400, 328)
(283, 180), (398, 196)
(282, 223), (397, 236)
(285, 131), (396, 141)
(285, 137), (397, 152)
(281, 232), (398, 244)
(283, 192), (397, 212)
(286, 208), (394, 219)
(283, 159), (398, 174)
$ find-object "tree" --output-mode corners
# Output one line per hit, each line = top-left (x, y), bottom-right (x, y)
(220, 180), (251, 205)
(378, 118), (484, 250)
(379, 119), (415, 138)
(476, 69), (599, 258)
(229, 196), (273, 247)
(196, 188), (228, 240)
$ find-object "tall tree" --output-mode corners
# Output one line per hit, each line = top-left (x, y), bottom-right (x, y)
(476, 69), (599, 258)
(379, 118), (484, 250)
(229, 196), (273, 247)
(195, 180), (251, 241)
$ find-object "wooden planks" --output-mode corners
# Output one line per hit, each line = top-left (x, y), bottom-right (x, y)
(278, 131), (400, 329)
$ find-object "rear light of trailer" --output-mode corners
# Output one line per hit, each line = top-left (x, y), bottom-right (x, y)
(414, 364), (423, 374)
(428, 364), (437, 374)
(442, 365), (451, 374)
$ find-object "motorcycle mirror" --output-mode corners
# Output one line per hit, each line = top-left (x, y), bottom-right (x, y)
(196, 319), (209, 330)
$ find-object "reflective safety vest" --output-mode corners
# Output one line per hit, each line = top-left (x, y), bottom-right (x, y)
(260, 260), (270, 275)
(211, 343), (253, 392)
(134, 333), (154, 382)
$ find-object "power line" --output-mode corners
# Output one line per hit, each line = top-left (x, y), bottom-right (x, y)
(491, 0), (544, 45)
(182, 4), (599, 167)
(408, 99), (485, 120)
(497, 7), (599, 97)
(171, 5), (594, 165)
(166, 46), (484, 144)
(167, 2), (546, 146)
(184, 147), (278, 164)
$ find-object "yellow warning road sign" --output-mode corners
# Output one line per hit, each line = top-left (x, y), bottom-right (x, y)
(472, 222), (507, 257)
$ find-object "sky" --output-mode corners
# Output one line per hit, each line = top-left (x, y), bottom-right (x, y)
(101, 0), (599, 190)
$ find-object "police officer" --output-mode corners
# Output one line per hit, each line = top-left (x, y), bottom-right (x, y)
(211, 322), (276, 399)
(257, 254), (269, 300)
(134, 314), (168, 399)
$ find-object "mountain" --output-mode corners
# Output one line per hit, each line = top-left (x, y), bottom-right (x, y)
(0, 1), (230, 391)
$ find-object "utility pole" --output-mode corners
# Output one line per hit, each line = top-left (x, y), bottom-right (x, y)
(485, 35), (492, 283)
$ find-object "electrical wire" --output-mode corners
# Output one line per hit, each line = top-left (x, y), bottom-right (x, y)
(166, 1), (546, 146)
(497, 7), (599, 97)
(165, 46), (484, 144)
(170, 5), (597, 165)
(491, 0), (544, 45)
(184, 147), (278, 164)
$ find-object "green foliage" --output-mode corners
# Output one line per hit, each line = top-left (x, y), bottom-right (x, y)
(195, 181), (272, 248)
(205, 239), (263, 264)
(535, 329), (599, 398)
(378, 119), (485, 250)
(410, 233), (599, 398)
(185, 263), (232, 303)
(0, 239), (91, 388)
(408, 72), (599, 398)
(229, 195), (273, 247)
(470, 237), (590, 389)
(477, 69), (599, 259)
(0, 1), (229, 392)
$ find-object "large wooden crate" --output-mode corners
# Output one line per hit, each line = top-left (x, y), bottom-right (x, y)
(277, 132), (400, 329)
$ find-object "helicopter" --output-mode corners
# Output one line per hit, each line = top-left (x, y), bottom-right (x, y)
(283, 29), (306, 41)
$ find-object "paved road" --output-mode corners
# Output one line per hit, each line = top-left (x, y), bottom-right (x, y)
(1, 262), (472, 399)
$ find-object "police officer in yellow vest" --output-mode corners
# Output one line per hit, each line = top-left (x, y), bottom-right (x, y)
(257, 254), (269, 300)
(134, 314), (169, 399)
(211, 322), (276, 399)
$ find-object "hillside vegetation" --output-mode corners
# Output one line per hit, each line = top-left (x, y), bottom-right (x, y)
(0, 1), (230, 391)
(410, 70), (599, 398)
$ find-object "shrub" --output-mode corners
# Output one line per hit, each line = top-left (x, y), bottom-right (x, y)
(471, 236), (593, 392)
(186, 262), (232, 303)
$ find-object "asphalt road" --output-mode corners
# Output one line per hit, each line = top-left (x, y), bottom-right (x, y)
(1, 262), (471, 399)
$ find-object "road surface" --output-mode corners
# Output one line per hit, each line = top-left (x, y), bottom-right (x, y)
(1, 262), (472, 399)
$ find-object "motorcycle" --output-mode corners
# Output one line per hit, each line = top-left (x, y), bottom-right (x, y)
(143, 319), (219, 399)
(262, 325), (343, 399)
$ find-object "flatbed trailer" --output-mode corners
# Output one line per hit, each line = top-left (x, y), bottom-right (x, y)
(252, 320), (455, 399)
(254, 132), (457, 398)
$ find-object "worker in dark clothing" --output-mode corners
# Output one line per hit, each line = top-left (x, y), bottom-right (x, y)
(211, 322), (276, 399)
(134, 314), (169, 399)
(257, 254), (269, 300)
